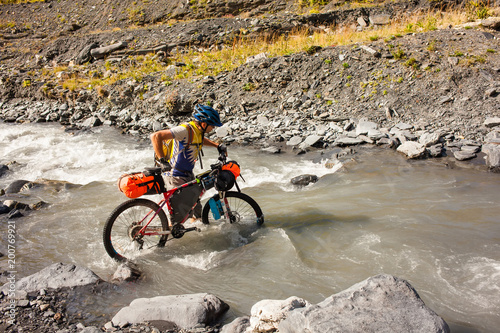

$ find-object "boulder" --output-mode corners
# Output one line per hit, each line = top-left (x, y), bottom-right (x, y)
(5, 180), (32, 194)
(397, 141), (426, 159)
(0, 164), (8, 177)
(291, 174), (318, 186)
(250, 296), (309, 332)
(1, 263), (102, 295)
(278, 275), (449, 333)
(419, 131), (442, 147)
(482, 143), (500, 170)
(111, 293), (229, 329)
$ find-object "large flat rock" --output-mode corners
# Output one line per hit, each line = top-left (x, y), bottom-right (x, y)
(112, 293), (229, 329)
(1, 262), (102, 295)
(277, 274), (449, 333)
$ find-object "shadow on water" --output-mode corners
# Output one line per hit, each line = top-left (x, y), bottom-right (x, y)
(268, 209), (371, 230)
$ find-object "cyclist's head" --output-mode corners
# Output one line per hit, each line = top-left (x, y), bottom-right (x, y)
(193, 104), (223, 128)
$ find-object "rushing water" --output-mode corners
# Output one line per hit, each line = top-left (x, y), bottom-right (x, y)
(0, 122), (499, 332)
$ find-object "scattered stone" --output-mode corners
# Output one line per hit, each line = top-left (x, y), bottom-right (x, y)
(453, 150), (476, 161)
(397, 141), (426, 159)
(484, 117), (500, 128)
(112, 262), (143, 283)
(335, 137), (364, 146)
(419, 131), (442, 147)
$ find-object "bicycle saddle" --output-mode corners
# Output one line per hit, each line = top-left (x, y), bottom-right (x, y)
(144, 167), (162, 176)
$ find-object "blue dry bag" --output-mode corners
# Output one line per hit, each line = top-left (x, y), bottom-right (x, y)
(208, 198), (223, 220)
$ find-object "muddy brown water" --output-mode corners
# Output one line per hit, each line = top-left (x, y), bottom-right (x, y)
(1, 122), (499, 332)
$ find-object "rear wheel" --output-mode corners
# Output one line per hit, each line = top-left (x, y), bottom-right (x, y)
(103, 199), (169, 262)
(202, 191), (264, 226)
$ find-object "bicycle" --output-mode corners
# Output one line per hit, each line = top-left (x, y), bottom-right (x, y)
(103, 151), (264, 262)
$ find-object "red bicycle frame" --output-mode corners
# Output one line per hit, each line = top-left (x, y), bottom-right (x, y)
(136, 177), (207, 237)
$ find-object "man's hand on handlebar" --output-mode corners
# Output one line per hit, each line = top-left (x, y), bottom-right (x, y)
(217, 143), (227, 157)
(158, 157), (172, 172)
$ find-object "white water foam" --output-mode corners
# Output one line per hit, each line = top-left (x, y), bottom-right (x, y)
(0, 123), (151, 185)
(169, 250), (227, 271)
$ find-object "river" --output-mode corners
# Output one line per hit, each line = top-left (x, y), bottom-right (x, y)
(0, 122), (499, 332)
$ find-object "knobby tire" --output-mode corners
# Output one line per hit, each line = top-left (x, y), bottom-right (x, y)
(103, 198), (169, 262)
(202, 191), (264, 226)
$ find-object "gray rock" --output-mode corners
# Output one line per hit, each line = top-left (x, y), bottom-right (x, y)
(453, 150), (476, 161)
(261, 146), (281, 154)
(301, 135), (322, 148)
(481, 17), (500, 30)
(112, 262), (142, 283)
(419, 132), (442, 147)
(482, 143), (500, 170)
(111, 293), (229, 329)
(395, 122), (413, 130)
(90, 41), (128, 60)
(286, 136), (303, 147)
(484, 117), (500, 128)
(397, 141), (426, 159)
(278, 274), (449, 333)
(1, 263), (102, 295)
(82, 116), (102, 127)
(335, 137), (364, 146)
(291, 174), (318, 186)
(221, 316), (250, 333)
(461, 145), (481, 154)
(250, 296), (309, 332)
(75, 43), (99, 65)
(356, 120), (378, 136)
(8, 209), (23, 219)
(367, 128), (386, 140)
(369, 14), (391, 25)
(5, 180), (31, 194)
(0, 164), (9, 177)
(427, 144), (444, 157)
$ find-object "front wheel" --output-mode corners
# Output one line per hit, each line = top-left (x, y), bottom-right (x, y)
(202, 191), (264, 226)
(103, 199), (169, 262)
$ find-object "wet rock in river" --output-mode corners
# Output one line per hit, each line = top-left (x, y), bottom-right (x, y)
(112, 262), (143, 283)
(4, 180), (32, 194)
(291, 174), (318, 186)
(0, 164), (8, 177)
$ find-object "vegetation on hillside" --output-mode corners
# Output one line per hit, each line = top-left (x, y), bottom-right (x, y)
(43, 4), (497, 93)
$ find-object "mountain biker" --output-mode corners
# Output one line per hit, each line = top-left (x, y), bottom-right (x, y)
(150, 104), (226, 225)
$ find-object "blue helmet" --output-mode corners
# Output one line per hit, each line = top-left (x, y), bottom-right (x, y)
(193, 104), (223, 127)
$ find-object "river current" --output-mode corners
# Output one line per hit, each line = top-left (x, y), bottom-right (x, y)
(0, 122), (499, 332)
